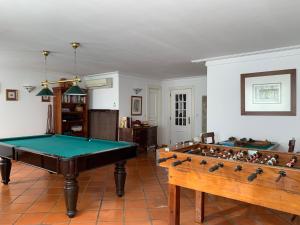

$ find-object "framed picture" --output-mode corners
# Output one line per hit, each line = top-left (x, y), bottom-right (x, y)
(241, 69), (296, 116)
(6, 89), (18, 101)
(41, 96), (51, 102)
(131, 96), (142, 116)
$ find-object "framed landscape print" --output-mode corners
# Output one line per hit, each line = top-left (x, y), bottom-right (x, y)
(131, 96), (142, 116)
(241, 69), (296, 116)
(6, 89), (18, 101)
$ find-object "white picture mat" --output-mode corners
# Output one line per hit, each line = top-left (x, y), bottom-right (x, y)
(245, 74), (291, 112)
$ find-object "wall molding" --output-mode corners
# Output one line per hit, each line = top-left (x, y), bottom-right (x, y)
(192, 45), (300, 66)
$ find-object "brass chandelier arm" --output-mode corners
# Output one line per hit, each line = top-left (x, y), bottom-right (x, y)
(41, 77), (81, 86)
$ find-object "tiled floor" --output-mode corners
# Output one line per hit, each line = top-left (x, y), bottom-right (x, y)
(0, 152), (299, 225)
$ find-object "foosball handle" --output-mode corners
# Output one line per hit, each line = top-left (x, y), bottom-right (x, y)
(234, 165), (242, 172)
(172, 160), (182, 167)
(248, 173), (257, 182)
(172, 157), (191, 167)
(248, 168), (263, 182)
(157, 154), (177, 163)
(275, 170), (286, 182)
(209, 163), (223, 172)
(200, 160), (207, 165)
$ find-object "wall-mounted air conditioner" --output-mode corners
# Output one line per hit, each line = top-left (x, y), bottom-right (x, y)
(84, 76), (113, 89)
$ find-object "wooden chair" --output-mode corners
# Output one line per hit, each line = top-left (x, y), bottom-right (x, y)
(201, 132), (215, 144)
(288, 138), (297, 222)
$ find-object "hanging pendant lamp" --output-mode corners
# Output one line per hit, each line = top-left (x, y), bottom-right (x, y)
(36, 50), (54, 96)
(64, 42), (86, 96)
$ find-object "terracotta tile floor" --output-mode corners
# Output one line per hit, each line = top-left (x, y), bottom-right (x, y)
(0, 152), (299, 225)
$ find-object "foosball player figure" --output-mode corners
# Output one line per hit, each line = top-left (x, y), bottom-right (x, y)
(286, 156), (297, 167)
(267, 154), (279, 166)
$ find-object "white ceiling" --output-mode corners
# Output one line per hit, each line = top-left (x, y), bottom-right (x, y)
(1, 0), (300, 79)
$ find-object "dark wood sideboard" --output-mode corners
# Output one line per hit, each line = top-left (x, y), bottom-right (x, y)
(89, 109), (119, 141)
(119, 126), (157, 151)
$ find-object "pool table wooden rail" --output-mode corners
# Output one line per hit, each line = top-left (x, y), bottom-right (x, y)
(0, 144), (137, 173)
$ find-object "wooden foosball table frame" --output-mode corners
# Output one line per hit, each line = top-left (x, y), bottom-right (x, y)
(158, 143), (300, 225)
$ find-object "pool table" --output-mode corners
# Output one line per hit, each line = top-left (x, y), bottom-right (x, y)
(0, 134), (137, 217)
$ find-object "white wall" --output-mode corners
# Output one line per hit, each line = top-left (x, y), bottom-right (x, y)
(118, 74), (161, 120)
(87, 72), (119, 110)
(87, 72), (207, 146)
(161, 76), (207, 145)
(206, 48), (300, 151)
(0, 69), (71, 138)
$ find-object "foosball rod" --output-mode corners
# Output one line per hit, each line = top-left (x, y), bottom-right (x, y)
(157, 154), (177, 163)
(172, 157), (191, 167)
(248, 168), (263, 182)
(209, 163), (224, 172)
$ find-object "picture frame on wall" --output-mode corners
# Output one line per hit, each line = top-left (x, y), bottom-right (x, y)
(41, 96), (51, 102)
(6, 89), (18, 101)
(241, 69), (296, 116)
(131, 96), (142, 116)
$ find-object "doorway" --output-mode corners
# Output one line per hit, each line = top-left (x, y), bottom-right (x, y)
(147, 86), (161, 126)
(170, 88), (193, 145)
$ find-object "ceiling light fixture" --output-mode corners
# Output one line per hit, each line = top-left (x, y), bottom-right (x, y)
(36, 50), (54, 96)
(64, 42), (86, 96)
(36, 42), (86, 96)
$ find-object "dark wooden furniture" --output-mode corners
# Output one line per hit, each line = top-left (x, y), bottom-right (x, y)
(53, 86), (88, 137)
(0, 134), (137, 218)
(89, 109), (119, 141)
(159, 143), (300, 225)
(201, 132), (215, 144)
(119, 126), (157, 150)
(288, 139), (296, 152)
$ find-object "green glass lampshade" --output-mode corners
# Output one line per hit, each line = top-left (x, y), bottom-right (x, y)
(64, 85), (86, 96)
(36, 87), (54, 96)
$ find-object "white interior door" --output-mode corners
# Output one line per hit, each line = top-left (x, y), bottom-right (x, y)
(147, 86), (161, 126)
(170, 88), (192, 145)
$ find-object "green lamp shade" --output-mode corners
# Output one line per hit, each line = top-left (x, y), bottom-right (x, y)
(64, 85), (86, 96)
(36, 87), (54, 96)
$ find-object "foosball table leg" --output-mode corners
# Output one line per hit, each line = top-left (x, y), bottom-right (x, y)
(195, 191), (205, 223)
(169, 184), (180, 225)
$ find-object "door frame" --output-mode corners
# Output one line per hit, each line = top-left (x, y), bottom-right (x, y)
(146, 85), (162, 126)
(169, 86), (195, 144)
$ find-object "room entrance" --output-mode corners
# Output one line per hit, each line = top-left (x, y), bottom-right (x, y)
(170, 88), (193, 145)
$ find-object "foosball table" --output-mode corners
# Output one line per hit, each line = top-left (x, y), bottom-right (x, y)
(158, 142), (300, 225)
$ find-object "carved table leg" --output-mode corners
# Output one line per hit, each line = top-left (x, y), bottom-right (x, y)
(114, 160), (126, 197)
(195, 191), (205, 223)
(169, 184), (180, 225)
(0, 157), (11, 185)
(61, 159), (79, 218)
(64, 174), (78, 218)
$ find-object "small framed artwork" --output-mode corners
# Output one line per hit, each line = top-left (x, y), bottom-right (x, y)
(241, 69), (296, 116)
(41, 96), (51, 102)
(131, 96), (142, 116)
(6, 89), (18, 101)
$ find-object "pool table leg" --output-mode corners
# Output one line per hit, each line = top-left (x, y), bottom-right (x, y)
(61, 159), (79, 218)
(64, 174), (78, 218)
(114, 160), (126, 197)
(0, 157), (11, 185)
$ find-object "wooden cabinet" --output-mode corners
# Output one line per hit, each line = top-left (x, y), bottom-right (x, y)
(53, 87), (88, 137)
(89, 109), (119, 141)
(119, 126), (157, 150)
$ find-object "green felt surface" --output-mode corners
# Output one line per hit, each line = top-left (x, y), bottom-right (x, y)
(218, 141), (276, 150)
(242, 144), (274, 150)
(0, 135), (134, 158)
